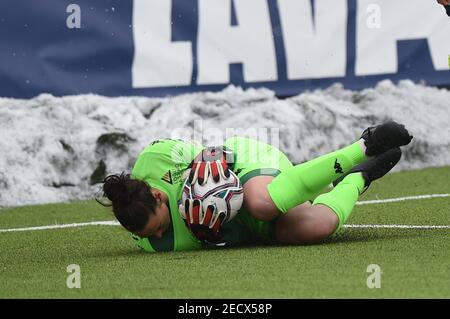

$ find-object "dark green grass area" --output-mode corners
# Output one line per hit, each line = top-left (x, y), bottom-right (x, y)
(0, 166), (449, 298)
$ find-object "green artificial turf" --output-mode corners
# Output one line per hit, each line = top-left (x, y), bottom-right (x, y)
(0, 166), (449, 298)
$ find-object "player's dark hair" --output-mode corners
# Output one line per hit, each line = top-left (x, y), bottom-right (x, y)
(97, 172), (156, 233)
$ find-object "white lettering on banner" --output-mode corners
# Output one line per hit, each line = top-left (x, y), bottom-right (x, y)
(197, 0), (277, 84)
(132, 0), (192, 88)
(131, 0), (450, 89)
(356, 0), (450, 75)
(278, 0), (347, 79)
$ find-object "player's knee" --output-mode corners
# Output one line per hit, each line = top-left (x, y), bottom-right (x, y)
(244, 195), (279, 221)
(294, 213), (338, 244)
(243, 176), (281, 221)
(311, 219), (336, 241)
(310, 214), (338, 241)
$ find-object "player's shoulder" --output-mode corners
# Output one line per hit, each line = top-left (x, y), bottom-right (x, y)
(141, 138), (202, 151)
(141, 138), (180, 150)
(137, 138), (182, 156)
(136, 138), (203, 164)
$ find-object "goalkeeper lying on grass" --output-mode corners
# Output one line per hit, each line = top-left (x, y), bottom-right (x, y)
(97, 121), (413, 252)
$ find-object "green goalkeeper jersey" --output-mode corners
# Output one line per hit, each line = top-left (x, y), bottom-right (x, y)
(131, 138), (204, 252)
(130, 137), (290, 252)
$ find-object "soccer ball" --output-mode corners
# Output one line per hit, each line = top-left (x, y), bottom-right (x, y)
(180, 170), (244, 224)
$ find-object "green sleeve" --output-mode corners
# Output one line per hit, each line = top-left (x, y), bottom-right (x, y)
(131, 138), (202, 188)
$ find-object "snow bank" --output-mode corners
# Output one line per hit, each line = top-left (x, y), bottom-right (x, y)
(0, 80), (449, 207)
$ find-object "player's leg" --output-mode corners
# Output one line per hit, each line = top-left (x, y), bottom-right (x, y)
(243, 176), (283, 221)
(243, 137), (368, 221)
(242, 149), (369, 220)
(266, 139), (368, 215)
(232, 121), (412, 222)
(240, 138), (368, 221)
(266, 121), (412, 216)
(225, 136), (294, 221)
(274, 202), (339, 244)
(275, 148), (402, 244)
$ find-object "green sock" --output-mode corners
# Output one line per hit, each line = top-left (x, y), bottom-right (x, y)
(267, 141), (366, 213)
(312, 173), (365, 229)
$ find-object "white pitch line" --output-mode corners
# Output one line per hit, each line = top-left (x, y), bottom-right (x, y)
(356, 194), (449, 205)
(1, 221), (449, 233)
(0, 221), (120, 233)
(0, 194), (449, 234)
(343, 224), (450, 229)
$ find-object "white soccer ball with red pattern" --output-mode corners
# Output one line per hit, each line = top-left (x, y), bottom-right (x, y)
(180, 170), (244, 224)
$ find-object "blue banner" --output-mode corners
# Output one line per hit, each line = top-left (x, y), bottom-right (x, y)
(0, 0), (449, 98)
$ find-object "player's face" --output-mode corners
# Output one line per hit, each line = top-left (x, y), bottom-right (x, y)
(135, 196), (171, 239)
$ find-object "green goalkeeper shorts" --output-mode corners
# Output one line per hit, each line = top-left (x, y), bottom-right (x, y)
(223, 136), (294, 245)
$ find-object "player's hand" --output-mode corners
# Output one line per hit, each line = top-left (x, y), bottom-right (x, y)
(179, 198), (226, 244)
(438, 0), (450, 6)
(188, 146), (234, 185)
